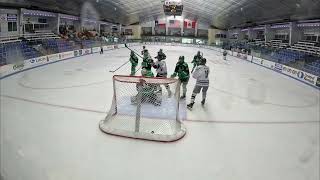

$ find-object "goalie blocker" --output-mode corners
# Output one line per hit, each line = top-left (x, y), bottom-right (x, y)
(99, 75), (186, 142)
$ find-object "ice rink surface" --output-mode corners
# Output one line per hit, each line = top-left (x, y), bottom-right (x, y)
(1, 45), (319, 180)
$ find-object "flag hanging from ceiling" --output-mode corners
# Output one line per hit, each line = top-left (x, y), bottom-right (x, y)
(155, 20), (166, 28)
(184, 19), (196, 29)
(168, 19), (181, 28)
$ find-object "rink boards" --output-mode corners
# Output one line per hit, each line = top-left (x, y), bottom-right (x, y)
(0, 42), (319, 89)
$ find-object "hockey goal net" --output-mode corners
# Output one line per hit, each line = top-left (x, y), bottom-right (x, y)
(99, 75), (186, 142)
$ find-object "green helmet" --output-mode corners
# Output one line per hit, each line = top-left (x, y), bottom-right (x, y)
(141, 68), (153, 77)
(143, 49), (149, 56)
(141, 68), (147, 76)
(197, 51), (201, 56)
(159, 49), (163, 52)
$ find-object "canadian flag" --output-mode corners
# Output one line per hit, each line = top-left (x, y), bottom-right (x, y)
(184, 19), (196, 29)
(155, 20), (166, 28)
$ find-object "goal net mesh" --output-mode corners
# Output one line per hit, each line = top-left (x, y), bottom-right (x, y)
(99, 75), (186, 142)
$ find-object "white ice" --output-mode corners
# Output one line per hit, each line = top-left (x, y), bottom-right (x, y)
(0, 45), (319, 180)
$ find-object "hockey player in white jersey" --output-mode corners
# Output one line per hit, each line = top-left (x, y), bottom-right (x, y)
(187, 58), (210, 109)
(153, 49), (172, 96)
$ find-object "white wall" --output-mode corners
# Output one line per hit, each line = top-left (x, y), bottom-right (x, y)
(197, 21), (210, 30)
(22, 15), (58, 34)
(0, 9), (20, 37)
(303, 27), (320, 36)
(140, 21), (153, 27)
(274, 28), (290, 35)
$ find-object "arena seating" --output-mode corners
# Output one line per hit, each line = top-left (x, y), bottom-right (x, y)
(288, 40), (320, 56)
(43, 39), (74, 53)
(303, 58), (320, 76)
(0, 41), (41, 64)
(81, 40), (95, 48)
(0, 47), (7, 66)
(23, 32), (60, 41)
(265, 39), (289, 49)
(0, 35), (22, 44)
(247, 39), (265, 46)
(271, 49), (304, 64)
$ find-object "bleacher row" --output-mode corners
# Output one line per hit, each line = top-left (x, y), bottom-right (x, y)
(303, 60), (320, 76)
(288, 41), (320, 56)
(271, 49), (304, 65)
(246, 38), (320, 76)
(1, 34), (320, 76)
(44, 39), (75, 53)
(0, 42), (40, 65)
(0, 32), (80, 66)
(0, 32), (60, 44)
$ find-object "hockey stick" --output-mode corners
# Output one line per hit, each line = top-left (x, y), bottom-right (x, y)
(109, 60), (130, 73)
(109, 44), (143, 73)
(134, 65), (142, 74)
(124, 44), (145, 74)
(124, 44), (143, 59)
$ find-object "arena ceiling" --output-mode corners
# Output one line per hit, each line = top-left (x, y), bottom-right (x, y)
(1, 0), (320, 29)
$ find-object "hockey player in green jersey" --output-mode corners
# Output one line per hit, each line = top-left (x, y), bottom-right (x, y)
(141, 67), (154, 78)
(129, 50), (139, 75)
(171, 56), (190, 99)
(141, 45), (147, 55)
(141, 49), (154, 71)
(191, 51), (203, 73)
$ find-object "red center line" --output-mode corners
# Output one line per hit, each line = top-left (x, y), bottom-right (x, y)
(1, 94), (319, 124)
(1, 94), (106, 114)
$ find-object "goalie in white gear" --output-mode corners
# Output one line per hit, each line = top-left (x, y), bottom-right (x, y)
(131, 68), (162, 106)
(153, 49), (172, 97)
(187, 58), (210, 109)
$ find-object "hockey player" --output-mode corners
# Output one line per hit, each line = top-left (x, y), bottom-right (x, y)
(187, 58), (210, 110)
(141, 45), (147, 55)
(141, 49), (154, 71)
(154, 49), (166, 61)
(223, 49), (227, 60)
(131, 68), (161, 106)
(191, 51), (203, 73)
(100, 46), (104, 54)
(153, 49), (172, 96)
(129, 50), (139, 75)
(141, 67), (154, 78)
(171, 56), (190, 99)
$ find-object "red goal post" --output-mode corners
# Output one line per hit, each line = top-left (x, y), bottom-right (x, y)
(99, 75), (186, 142)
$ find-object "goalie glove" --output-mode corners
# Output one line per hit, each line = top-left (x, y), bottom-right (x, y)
(171, 73), (177, 78)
